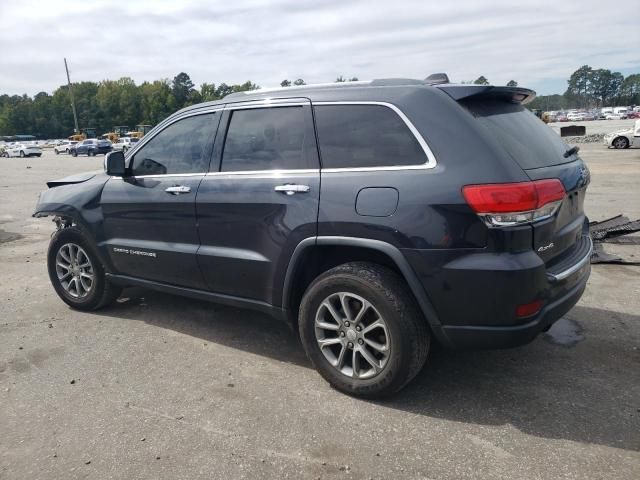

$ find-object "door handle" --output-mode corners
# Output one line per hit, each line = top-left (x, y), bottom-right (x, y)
(274, 184), (310, 195)
(165, 185), (191, 195)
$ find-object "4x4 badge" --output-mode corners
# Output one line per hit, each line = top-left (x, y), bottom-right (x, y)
(537, 242), (554, 253)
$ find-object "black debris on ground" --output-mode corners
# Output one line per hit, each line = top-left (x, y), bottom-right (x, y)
(589, 215), (640, 265)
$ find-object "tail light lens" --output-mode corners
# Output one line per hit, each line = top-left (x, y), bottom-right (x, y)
(463, 179), (565, 227)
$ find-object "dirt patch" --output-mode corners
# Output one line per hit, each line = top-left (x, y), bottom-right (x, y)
(0, 229), (23, 244)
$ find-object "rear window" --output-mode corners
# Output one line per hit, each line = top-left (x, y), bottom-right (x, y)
(314, 105), (426, 169)
(462, 99), (572, 169)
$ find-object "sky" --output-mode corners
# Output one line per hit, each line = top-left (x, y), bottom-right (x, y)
(0, 0), (638, 97)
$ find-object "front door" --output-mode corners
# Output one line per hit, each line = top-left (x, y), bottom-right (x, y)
(100, 110), (222, 289)
(196, 100), (320, 305)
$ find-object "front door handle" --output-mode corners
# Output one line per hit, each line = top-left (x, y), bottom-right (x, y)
(274, 184), (310, 195)
(165, 185), (191, 195)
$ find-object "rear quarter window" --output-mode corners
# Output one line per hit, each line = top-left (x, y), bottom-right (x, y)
(313, 104), (427, 169)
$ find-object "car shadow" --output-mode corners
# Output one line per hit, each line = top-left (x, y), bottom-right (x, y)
(94, 291), (640, 452)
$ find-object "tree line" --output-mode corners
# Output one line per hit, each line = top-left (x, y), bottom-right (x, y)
(1, 67), (637, 138)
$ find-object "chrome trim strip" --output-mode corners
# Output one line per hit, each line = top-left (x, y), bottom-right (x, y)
(313, 101), (438, 172)
(112, 172), (207, 180)
(548, 236), (593, 282)
(205, 169), (319, 177)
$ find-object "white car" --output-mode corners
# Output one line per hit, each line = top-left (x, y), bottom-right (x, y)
(604, 120), (640, 149)
(605, 113), (623, 120)
(567, 112), (585, 121)
(111, 136), (139, 152)
(3, 143), (42, 157)
(54, 141), (78, 154)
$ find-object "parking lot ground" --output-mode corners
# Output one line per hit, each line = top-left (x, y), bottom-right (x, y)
(1, 145), (639, 479)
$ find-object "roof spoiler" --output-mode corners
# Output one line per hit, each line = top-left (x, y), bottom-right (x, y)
(436, 85), (536, 105)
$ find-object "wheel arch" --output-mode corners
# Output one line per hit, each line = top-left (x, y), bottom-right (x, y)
(282, 236), (451, 346)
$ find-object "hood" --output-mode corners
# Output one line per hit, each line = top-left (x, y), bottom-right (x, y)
(46, 170), (103, 188)
(605, 128), (633, 138)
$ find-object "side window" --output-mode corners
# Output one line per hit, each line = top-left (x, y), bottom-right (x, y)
(221, 106), (317, 172)
(131, 113), (217, 176)
(313, 105), (426, 169)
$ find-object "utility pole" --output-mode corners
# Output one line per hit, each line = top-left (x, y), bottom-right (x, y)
(64, 58), (80, 134)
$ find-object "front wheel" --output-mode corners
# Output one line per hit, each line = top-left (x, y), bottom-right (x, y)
(299, 262), (430, 398)
(47, 227), (121, 310)
(612, 136), (629, 149)
(71, 150), (77, 157)
(20, 150), (25, 157)
(88, 150), (95, 157)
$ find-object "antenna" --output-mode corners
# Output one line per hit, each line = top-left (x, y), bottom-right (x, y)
(64, 58), (80, 134)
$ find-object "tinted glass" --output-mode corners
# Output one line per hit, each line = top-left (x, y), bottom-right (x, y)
(462, 99), (572, 169)
(221, 106), (317, 171)
(131, 113), (217, 175)
(313, 105), (426, 169)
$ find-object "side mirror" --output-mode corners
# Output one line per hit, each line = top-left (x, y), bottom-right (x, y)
(104, 151), (126, 176)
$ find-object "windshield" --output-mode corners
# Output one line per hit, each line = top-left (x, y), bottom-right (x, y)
(462, 98), (573, 169)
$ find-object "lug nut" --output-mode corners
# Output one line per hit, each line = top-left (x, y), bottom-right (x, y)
(355, 325), (361, 332)
(347, 342), (354, 348)
(344, 321), (350, 327)
(339, 331), (345, 337)
(358, 339), (364, 345)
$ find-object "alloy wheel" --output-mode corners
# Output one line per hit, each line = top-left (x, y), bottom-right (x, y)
(55, 243), (94, 298)
(314, 292), (390, 379)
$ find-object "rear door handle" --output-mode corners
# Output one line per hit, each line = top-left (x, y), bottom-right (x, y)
(274, 184), (310, 195)
(165, 185), (191, 195)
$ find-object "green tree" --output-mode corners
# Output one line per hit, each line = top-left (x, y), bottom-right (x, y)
(565, 65), (594, 107)
(473, 76), (490, 85)
(293, 79), (306, 86)
(200, 83), (218, 101)
(506, 80), (518, 87)
(280, 79), (291, 87)
(335, 75), (346, 83)
(171, 72), (195, 108)
(620, 74), (640, 104)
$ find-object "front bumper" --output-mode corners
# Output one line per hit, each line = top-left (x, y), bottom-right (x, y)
(402, 235), (592, 349)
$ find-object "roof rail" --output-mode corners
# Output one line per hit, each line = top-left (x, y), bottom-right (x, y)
(224, 80), (373, 99)
(223, 74), (451, 99)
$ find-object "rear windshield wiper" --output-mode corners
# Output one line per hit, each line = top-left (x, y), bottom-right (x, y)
(564, 146), (580, 158)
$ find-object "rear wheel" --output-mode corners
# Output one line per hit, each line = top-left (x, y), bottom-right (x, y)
(88, 149), (95, 157)
(19, 150), (25, 157)
(55, 149), (59, 155)
(612, 136), (629, 149)
(299, 262), (430, 398)
(71, 150), (77, 157)
(47, 227), (121, 310)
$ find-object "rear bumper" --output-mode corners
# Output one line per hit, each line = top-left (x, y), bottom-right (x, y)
(402, 234), (592, 349)
(440, 271), (588, 349)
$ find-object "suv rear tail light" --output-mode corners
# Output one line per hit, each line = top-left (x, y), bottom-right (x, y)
(462, 179), (565, 227)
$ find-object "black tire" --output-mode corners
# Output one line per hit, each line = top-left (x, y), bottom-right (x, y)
(20, 150), (25, 158)
(47, 227), (121, 311)
(299, 262), (430, 398)
(612, 136), (629, 149)
(55, 149), (59, 155)
(88, 149), (95, 157)
(71, 150), (77, 157)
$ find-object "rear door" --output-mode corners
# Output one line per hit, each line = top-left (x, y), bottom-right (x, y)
(100, 110), (222, 289)
(461, 97), (590, 265)
(196, 99), (320, 305)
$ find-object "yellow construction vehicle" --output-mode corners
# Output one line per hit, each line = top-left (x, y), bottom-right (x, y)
(127, 124), (153, 139)
(101, 126), (129, 144)
(68, 127), (96, 142)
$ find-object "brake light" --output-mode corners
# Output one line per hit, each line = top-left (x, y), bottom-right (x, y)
(462, 179), (565, 227)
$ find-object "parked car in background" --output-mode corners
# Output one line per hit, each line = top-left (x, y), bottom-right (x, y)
(111, 137), (139, 153)
(3, 143), (42, 157)
(54, 141), (78, 154)
(556, 113), (568, 122)
(567, 112), (584, 121)
(605, 113), (624, 120)
(70, 139), (112, 157)
(604, 120), (640, 149)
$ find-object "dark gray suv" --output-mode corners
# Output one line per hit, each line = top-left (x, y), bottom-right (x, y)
(34, 76), (592, 397)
